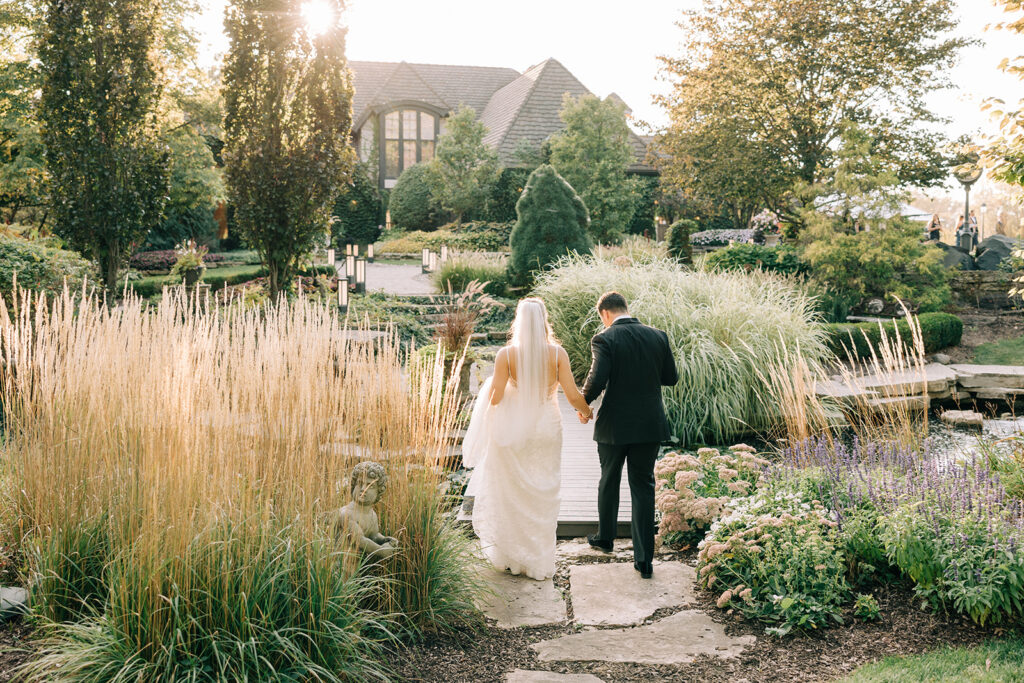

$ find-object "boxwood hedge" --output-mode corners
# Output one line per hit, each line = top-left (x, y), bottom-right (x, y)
(824, 312), (963, 360)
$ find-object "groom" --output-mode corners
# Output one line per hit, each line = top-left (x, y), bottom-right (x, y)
(579, 292), (678, 579)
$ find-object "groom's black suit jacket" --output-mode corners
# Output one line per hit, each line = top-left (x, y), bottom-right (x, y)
(582, 317), (679, 445)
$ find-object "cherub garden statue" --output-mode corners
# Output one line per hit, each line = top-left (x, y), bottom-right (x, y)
(331, 461), (398, 562)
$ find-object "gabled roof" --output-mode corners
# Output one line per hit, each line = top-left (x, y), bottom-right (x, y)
(348, 58), (655, 173)
(350, 60), (520, 128)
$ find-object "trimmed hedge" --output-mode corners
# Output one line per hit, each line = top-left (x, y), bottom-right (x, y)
(126, 265), (335, 298)
(824, 312), (963, 360)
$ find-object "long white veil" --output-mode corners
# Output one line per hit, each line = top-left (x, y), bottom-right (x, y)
(462, 298), (554, 468)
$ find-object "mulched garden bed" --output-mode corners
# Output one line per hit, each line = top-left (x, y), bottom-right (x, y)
(0, 620), (34, 683)
(385, 551), (1003, 683)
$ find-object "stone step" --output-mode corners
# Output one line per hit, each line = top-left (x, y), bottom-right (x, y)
(949, 364), (1024, 391)
(867, 395), (930, 413)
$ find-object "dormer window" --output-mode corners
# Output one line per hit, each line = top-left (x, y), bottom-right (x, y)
(382, 108), (438, 188)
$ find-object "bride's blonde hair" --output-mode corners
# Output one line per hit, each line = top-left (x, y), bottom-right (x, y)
(509, 297), (555, 402)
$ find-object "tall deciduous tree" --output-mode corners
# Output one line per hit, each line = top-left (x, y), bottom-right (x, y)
(656, 0), (967, 232)
(223, 0), (354, 298)
(549, 94), (638, 244)
(39, 0), (170, 294)
(983, 2), (1024, 186)
(427, 105), (499, 227)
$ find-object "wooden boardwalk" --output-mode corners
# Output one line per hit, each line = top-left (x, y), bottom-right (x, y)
(459, 391), (633, 538)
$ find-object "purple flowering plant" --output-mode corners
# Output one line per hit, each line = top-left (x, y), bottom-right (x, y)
(780, 437), (1024, 626)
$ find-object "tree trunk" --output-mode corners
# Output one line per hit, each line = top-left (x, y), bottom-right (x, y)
(101, 251), (120, 299)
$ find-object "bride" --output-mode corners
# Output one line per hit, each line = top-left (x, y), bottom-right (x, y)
(463, 297), (593, 580)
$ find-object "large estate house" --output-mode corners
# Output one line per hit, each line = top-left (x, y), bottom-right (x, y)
(349, 58), (656, 190)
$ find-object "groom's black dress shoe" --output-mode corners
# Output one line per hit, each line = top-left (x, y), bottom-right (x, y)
(634, 561), (653, 579)
(587, 534), (613, 553)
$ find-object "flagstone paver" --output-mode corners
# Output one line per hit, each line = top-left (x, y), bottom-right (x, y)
(569, 561), (697, 626)
(476, 566), (567, 629)
(505, 671), (604, 683)
(531, 610), (756, 665)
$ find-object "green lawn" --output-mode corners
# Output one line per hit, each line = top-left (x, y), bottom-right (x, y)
(844, 639), (1024, 682)
(974, 335), (1024, 366)
(132, 264), (263, 290)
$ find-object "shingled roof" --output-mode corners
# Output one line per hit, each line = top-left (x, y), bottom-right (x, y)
(348, 59), (655, 173)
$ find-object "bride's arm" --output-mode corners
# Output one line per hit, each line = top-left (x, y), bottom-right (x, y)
(489, 348), (510, 406)
(556, 346), (592, 418)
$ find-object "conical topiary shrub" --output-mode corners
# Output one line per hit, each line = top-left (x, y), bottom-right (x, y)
(509, 164), (592, 285)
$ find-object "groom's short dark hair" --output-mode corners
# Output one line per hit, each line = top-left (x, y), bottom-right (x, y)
(597, 291), (628, 313)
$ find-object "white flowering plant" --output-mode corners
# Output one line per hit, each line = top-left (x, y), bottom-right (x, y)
(696, 486), (850, 636)
(654, 444), (768, 548)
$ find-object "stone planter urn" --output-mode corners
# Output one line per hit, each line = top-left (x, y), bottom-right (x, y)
(764, 234), (781, 247)
(182, 266), (204, 287)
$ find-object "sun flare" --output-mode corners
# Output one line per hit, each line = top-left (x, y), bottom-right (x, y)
(300, 0), (336, 37)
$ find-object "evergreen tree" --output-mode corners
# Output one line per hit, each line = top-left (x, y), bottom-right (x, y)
(509, 165), (591, 285)
(332, 162), (382, 246)
(223, 0), (354, 298)
(38, 0), (170, 294)
(666, 219), (695, 265)
(549, 94), (638, 244)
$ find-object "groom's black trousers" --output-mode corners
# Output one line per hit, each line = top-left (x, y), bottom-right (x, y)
(596, 442), (659, 564)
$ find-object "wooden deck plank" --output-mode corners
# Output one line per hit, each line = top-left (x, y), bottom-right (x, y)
(458, 391), (634, 537)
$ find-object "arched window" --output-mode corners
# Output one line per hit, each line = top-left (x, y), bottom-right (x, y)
(382, 108), (437, 188)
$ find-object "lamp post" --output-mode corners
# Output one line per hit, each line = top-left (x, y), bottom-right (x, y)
(355, 257), (366, 294)
(326, 248), (335, 274)
(345, 252), (356, 288)
(953, 152), (983, 252)
(440, 244), (449, 263)
(367, 243), (375, 263)
(337, 279), (348, 315)
(421, 247), (430, 273)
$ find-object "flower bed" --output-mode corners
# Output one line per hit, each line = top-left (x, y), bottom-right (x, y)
(689, 228), (762, 247)
(130, 248), (225, 272)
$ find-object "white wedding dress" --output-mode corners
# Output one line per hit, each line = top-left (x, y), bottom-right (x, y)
(463, 371), (562, 580)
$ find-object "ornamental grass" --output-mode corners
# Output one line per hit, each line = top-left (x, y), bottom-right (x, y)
(0, 286), (481, 681)
(534, 255), (828, 446)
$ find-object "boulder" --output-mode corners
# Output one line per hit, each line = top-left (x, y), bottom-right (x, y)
(939, 409), (984, 429)
(975, 235), (1022, 271)
(0, 586), (28, 621)
(938, 242), (975, 271)
(931, 353), (952, 365)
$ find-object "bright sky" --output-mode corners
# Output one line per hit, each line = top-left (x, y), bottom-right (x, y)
(194, 0), (1023, 139)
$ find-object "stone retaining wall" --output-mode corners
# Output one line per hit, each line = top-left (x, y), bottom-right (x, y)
(950, 270), (1022, 310)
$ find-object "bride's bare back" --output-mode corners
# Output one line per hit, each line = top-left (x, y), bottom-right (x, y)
(489, 344), (591, 417)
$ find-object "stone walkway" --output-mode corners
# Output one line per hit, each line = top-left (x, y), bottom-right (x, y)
(339, 261), (436, 296)
(476, 541), (757, 681)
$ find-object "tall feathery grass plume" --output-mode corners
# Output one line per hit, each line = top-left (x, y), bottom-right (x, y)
(0, 285), (482, 681)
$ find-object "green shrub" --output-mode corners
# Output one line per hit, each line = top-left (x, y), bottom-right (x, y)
(0, 234), (94, 300)
(801, 225), (953, 313)
(534, 256), (829, 445)
(705, 243), (807, 277)
(333, 162), (383, 246)
(126, 264), (335, 298)
(389, 164), (443, 231)
(666, 219), (695, 264)
(435, 253), (508, 296)
(697, 488), (849, 636)
(377, 222), (513, 255)
(626, 175), (658, 236)
(824, 312), (963, 360)
(509, 164), (592, 285)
